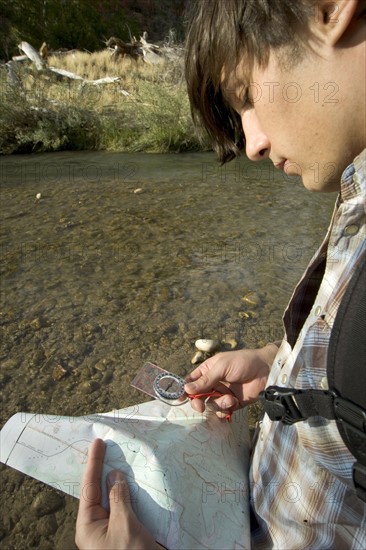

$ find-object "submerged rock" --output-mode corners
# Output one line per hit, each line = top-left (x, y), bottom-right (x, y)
(78, 380), (100, 394)
(221, 338), (238, 350)
(32, 490), (64, 517)
(194, 339), (220, 353)
(241, 291), (260, 307)
(52, 363), (68, 381)
(191, 350), (205, 364)
(238, 311), (250, 319)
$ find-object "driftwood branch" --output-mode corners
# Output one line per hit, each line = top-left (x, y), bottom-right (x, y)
(85, 76), (121, 85)
(18, 41), (47, 70)
(48, 66), (121, 85)
(104, 34), (170, 65)
(12, 54), (29, 62)
(105, 37), (143, 62)
(48, 66), (84, 80)
(139, 36), (164, 65)
(15, 41), (122, 87)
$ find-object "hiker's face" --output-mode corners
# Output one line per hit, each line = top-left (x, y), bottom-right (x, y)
(226, 45), (365, 192)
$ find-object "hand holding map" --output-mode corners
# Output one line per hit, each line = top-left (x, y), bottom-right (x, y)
(1, 399), (251, 549)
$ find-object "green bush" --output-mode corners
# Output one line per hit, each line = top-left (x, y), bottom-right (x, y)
(0, 85), (101, 154)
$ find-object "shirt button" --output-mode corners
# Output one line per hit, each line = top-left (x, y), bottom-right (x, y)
(320, 376), (329, 390)
(281, 374), (288, 384)
(344, 224), (359, 236)
(315, 305), (322, 316)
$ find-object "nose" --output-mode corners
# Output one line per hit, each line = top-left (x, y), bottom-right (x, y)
(241, 110), (270, 161)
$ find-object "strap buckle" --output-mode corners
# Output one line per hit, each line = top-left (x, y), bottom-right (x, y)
(334, 397), (366, 435)
(259, 386), (305, 425)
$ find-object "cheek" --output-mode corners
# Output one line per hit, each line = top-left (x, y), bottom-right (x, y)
(256, 92), (317, 148)
(254, 100), (291, 144)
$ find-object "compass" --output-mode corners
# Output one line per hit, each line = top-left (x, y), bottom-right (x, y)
(153, 372), (188, 405)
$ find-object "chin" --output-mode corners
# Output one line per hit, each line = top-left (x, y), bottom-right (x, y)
(284, 161), (302, 177)
(302, 176), (341, 193)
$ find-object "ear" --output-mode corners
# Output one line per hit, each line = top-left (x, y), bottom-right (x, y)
(314, 0), (359, 45)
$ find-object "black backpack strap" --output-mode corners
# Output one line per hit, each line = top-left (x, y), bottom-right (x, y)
(259, 250), (366, 502)
(327, 250), (366, 502)
(259, 386), (365, 427)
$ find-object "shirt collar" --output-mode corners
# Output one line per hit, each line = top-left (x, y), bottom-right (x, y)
(340, 149), (366, 202)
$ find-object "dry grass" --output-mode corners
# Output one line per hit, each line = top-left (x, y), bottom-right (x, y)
(0, 49), (207, 154)
(48, 50), (167, 83)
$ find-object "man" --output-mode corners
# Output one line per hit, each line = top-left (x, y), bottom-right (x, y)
(75, 1), (366, 548)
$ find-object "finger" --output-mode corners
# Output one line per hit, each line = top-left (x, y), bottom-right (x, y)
(189, 397), (206, 413)
(184, 360), (216, 384)
(209, 393), (238, 412)
(184, 364), (206, 383)
(107, 470), (134, 519)
(216, 409), (233, 420)
(106, 472), (157, 549)
(184, 361), (228, 395)
(78, 438), (106, 517)
(189, 388), (238, 414)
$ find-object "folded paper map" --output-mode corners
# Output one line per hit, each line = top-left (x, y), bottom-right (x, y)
(0, 400), (250, 549)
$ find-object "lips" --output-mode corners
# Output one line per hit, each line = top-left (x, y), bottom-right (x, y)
(274, 160), (286, 170)
(273, 160), (302, 177)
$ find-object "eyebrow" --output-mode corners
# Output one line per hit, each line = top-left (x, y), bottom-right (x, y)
(221, 64), (251, 109)
(221, 81), (245, 114)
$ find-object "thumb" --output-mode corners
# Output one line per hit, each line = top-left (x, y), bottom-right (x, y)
(107, 470), (135, 518)
(185, 362), (225, 395)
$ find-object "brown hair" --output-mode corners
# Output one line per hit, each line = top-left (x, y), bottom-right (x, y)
(185, 0), (315, 163)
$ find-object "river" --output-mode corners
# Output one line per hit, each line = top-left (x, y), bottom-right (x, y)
(0, 151), (335, 548)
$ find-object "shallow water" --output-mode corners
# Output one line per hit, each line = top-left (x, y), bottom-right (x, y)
(0, 151), (335, 548)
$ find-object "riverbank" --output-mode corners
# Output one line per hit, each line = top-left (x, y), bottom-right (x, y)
(0, 50), (209, 155)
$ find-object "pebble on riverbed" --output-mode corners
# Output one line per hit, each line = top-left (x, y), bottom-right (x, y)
(36, 515), (58, 537)
(221, 338), (238, 350)
(31, 490), (64, 517)
(241, 291), (260, 307)
(191, 337), (239, 364)
(30, 317), (46, 331)
(52, 363), (68, 381)
(78, 380), (100, 394)
(194, 339), (220, 353)
(191, 350), (205, 364)
(239, 310), (258, 320)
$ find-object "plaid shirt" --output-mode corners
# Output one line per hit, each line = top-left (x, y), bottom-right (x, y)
(250, 149), (366, 549)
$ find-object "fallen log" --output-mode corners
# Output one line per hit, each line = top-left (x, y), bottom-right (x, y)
(139, 35), (164, 65)
(48, 66), (84, 80)
(39, 42), (49, 60)
(105, 37), (143, 62)
(142, 49), (164, 65)
(84, 76), (121, 85)
(140, 35), (161, 55)
(48, 66), (121, 85)
(18, 41), (46, 70)
(12, 40), (128, 90)
(11, 55), (29, 62)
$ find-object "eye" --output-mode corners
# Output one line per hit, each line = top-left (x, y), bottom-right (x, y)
(241, 89), (253, 108)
